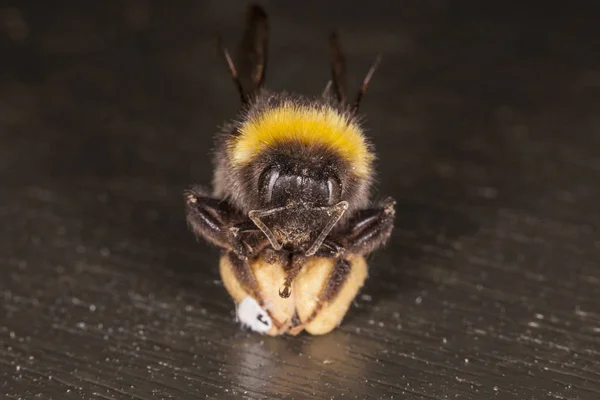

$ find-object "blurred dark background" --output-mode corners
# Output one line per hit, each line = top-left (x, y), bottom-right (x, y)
(1, 1), (599, 399)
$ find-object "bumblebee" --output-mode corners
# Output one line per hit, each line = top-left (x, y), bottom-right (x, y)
(184, 4), (395, 335)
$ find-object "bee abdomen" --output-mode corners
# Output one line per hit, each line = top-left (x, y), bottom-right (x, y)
(219, 252), (367, 336)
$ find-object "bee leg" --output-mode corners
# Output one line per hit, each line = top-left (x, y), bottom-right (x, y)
(342, 196), (396, 256)
(314, 239), (346, 259)
(320, 258), (352, 302)
(224, 251), (262, 300)
(184, 186), (262, 259)
(300, 257), (353, 327)
(313, 197), (396, 259)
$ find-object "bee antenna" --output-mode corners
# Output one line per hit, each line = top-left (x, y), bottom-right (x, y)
(351, 54), (382, 115)
(217, 34), (247, 105)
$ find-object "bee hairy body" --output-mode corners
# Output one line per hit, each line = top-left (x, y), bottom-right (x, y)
(213, 91), (373, 251)
(184, 4), (396, 335)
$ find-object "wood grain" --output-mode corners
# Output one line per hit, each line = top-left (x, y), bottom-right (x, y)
(1, 1), (599, 399)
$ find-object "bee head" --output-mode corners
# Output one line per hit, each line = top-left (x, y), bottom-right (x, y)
(215, 94), (375, 218)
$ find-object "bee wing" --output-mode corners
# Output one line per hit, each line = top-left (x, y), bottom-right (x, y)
(236, 4), (269, 99)
(329, 31), (382, 114)
(351, 54), (382, 114)
(329, 31), (348, 104)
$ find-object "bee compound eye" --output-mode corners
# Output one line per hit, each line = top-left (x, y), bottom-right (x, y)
(327, 176), (342, 204)
(259, 167), (280, 204)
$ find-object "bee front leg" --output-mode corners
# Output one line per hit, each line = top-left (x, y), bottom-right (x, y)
(314, 197), (396, 259)
(184, 186), (264, 259)
(344, 197), (396, 256)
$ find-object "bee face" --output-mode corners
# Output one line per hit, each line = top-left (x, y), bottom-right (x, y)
(257, 150), (343, 208)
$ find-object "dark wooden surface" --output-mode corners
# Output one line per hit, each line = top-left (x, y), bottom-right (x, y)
(2, 1), (600, 399)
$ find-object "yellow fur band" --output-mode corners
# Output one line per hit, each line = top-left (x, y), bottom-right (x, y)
(229, 103), (373, 178)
